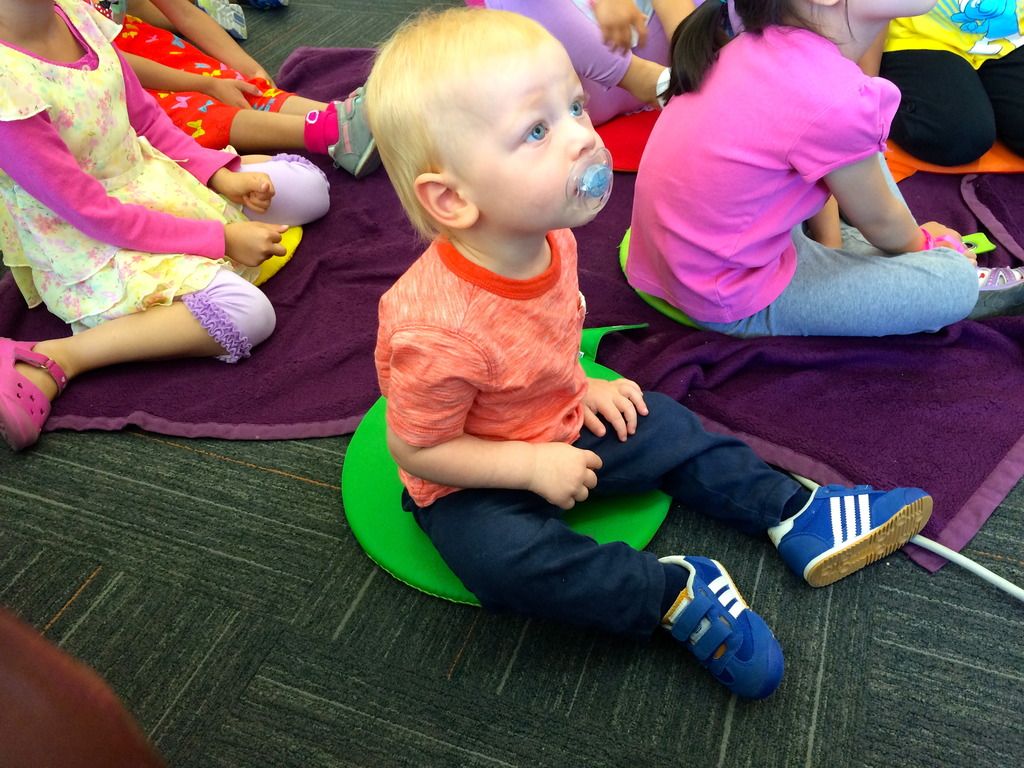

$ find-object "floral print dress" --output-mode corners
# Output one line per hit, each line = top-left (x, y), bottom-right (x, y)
(0, 0), (252, 333)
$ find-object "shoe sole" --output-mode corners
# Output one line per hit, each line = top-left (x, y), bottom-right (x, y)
(0, 398), (40, 451)
(350, 138), (380, 179)
(803, 496), (933, 587)
(968, 282), (1024, 320)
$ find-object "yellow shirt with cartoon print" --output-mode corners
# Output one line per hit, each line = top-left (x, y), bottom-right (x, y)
(885, 1), (1024, 69)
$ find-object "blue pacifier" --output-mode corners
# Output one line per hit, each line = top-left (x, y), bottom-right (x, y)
(567, 147), (613, 213)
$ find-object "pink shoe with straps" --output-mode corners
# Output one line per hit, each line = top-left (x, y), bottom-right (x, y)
(0, 339), (68, 451)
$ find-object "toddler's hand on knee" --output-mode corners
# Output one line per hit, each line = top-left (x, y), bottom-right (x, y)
(583, 377), (648, 442)
(225, 221), (288, 267)
(528, 443), (602, 510)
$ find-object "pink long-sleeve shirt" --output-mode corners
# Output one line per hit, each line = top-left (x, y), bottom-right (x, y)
(0, 14), (239, 259)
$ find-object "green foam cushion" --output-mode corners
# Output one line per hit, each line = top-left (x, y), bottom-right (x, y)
(341, 356), (671, 605)
(618, 228), (698, 329)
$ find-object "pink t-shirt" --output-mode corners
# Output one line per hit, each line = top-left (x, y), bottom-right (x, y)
(376, 229), (588, 507)
(628, 26), (901, 323)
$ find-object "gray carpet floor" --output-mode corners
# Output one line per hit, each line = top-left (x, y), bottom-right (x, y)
(1, 2), (1023, 766)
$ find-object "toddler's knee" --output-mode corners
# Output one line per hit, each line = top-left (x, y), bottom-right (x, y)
(184, 271), (276, 363)
(239, 282), (277, 347)
(207, 271), (276, 346)
(639, 391), (700, 432)
(246, 154), (330, 225)
(927, 252), (979, 325)
(281, 156), (330, 223)
(951, 263), (981, 320)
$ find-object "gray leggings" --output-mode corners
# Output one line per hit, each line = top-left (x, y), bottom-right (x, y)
(700, 159), (979, 337)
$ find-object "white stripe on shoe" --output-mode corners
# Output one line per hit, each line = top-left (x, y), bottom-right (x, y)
(844, 495), (857, 541)
(708, 574), (748, 618)
(831, 493), (872, 545)
(830, 496), (843, 543)
(858, 493), (871, 539)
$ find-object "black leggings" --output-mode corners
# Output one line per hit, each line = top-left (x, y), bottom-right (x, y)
(880, 45), (1024, 166)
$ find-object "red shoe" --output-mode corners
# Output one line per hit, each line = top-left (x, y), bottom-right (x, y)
(0, 339), (68, 451)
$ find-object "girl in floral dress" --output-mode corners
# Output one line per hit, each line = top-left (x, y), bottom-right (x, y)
(0, 0), (328, 450)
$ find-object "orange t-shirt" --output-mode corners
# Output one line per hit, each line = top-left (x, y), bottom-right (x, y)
(375, 229), (588, 507)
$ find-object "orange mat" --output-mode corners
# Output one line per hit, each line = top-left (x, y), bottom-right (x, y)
(884, 141), (1024, 182)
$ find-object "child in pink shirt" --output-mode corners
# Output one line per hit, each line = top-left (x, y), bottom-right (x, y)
(627, 0), (1024, 336)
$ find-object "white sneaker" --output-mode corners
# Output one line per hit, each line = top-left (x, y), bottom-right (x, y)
(196, 0), (248, 41)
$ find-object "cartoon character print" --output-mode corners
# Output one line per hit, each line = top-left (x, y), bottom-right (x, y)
(949, 0), (1023, 55)
(93, 0), (127, 23)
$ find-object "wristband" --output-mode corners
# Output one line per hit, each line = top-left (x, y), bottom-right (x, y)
(919, 226), (967, 254)
(935, 234), (968, 254)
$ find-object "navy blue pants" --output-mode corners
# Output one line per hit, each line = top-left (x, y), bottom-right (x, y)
(405, 392), (803, 638)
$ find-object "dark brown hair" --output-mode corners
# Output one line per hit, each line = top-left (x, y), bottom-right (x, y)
(664, 0), (814, 99)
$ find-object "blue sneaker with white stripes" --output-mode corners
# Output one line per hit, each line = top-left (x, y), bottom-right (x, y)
(769, 485), (932, 587)
(659, 556), (784, 700)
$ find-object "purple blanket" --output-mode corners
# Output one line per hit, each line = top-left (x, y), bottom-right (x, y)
(2, 47), (1023, 571)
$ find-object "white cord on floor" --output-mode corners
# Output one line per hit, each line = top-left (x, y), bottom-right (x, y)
(789, 474), (1024, 604)
(909, 535), (1024, 604)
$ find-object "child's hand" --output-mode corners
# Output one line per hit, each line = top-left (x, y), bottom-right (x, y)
(224, 221), (288, 267)
(202, 78), (263, 109)
(528, 443), (603, 510)
(238, 172), (275, 214)
(583, 377), (648, 442)
(246, 66), (275, 86)
(211, 169), (276, 213)
(920, 221), (974, 264)
(593, 0), (648, 52)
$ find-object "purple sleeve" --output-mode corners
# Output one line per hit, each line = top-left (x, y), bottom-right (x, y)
(0, 113), (226, 258)
(487, 0), (630, 87)
(117, 47), (242, 183)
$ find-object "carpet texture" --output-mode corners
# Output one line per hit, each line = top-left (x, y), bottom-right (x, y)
(2, 47), (1023, 573)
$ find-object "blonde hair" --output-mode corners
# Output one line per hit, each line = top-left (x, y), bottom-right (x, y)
(365, 7), (553, 239)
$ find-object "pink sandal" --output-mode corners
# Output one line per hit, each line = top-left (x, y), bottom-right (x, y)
(0, 339), (68, 451)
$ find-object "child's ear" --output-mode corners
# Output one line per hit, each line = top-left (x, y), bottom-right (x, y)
(414, 172), (479, 231)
